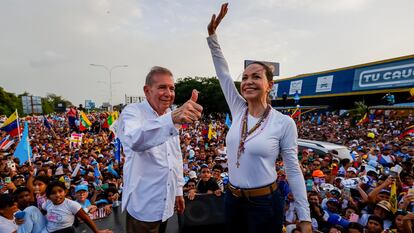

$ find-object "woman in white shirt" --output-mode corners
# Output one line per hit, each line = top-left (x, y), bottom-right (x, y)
(206, 4), (311, 233)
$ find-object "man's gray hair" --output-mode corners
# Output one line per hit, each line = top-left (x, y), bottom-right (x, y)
(145, 66), (173, 85)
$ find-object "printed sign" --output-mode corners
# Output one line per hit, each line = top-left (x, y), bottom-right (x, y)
(289, 80), (303, 95)
(353, 59), (414, 91)
(270, 84), (279, 100)
(316, 75), (333, 93)
(70, 133), (83, 148)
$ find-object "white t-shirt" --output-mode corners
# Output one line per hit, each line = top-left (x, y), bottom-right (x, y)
(0, 215), (17, 233)
(42, 199), (81, 232)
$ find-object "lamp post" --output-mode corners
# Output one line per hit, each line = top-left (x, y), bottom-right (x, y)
(90, 64), (128, 109)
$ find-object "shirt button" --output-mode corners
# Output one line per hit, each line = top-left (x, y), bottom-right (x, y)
(168, 153), (170, 156)
(170, 132), (173, 135)
(164, 198), (166, 201)
(170, 169), (172, 172)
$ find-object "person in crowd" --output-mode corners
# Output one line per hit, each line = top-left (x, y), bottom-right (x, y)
(347, 222), (364, 233)
(206, 3), (311, 233)
(211, 164), (224, 192)
(365, 215), (384, 233)
(0, 194), (19, 233)
(196, 165), (220, 195)
(117, 66), (202, 233)
(74, 184), (97, 215)
(42, 181), (112, 233)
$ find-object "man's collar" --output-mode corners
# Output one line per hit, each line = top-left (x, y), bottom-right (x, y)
(143, 99), (171, 116)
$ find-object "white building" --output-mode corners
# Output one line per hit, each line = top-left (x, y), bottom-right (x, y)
(125, 95), (146, 104)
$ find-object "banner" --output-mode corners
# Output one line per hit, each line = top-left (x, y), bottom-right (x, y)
(289, 80), (303, 95)
(353, 59), (414, 91)
(70, 133), (83, 148)
(315, 75), (333, 93)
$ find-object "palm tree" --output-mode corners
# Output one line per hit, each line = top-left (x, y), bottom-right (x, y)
(348, 101), (369, 124)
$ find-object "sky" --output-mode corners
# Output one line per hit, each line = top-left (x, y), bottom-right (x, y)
(1, 0), (414, 106)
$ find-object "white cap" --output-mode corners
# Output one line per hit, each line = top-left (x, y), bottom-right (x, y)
(189, 171), (197, 179)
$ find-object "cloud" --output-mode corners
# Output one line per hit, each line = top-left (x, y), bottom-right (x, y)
(29, 50), (68, 68)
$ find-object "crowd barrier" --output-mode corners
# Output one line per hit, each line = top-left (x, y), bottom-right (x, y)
(74, 194), (225, 233)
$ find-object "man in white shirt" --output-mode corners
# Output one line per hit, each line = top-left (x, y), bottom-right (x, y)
(118, 66), (202, 233)
(0, 194), (18, 233)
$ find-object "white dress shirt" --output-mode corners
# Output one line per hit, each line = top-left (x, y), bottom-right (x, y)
(207, 34), (311, 222)
(118, 100), (184, 222)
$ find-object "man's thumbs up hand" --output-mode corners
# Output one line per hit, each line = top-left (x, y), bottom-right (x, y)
(190, 89), (198, 102)
(172, 89), (203, 124)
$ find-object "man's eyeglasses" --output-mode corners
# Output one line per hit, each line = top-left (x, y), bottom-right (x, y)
(201, 170), (210, 174)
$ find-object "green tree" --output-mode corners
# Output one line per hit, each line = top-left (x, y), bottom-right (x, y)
(349, 101), (369, 125)
(42, 93), (72, 114)
(174, 77), (240, 115)
(0, 87), (23, 116)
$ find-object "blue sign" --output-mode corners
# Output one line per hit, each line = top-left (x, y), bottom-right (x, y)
(353, 59), (414, 91)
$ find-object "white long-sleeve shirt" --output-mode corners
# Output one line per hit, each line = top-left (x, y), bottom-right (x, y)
(207, 34), (311, 222)
(118, 100), (184, 222)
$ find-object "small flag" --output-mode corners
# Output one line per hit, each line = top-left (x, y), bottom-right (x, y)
(399, 125), (414, 139)
(71, 162), (82, 177)
(208, 123), (216, 140)
(317, 114), (322, 125)
(79, 112), (92, 131)
(13, 121), (32, 165)
(0, 110), (20, 137)
(114, 138), (121, 163)
(290, 107), (301, 119)
(43, 116), (51, 129)
(357, 113), (369, 126)
(225, 113), (232, 128)
(390, 181), (397, 213)
(0, 135), (14, 151)
(107, 163), (119, 177)
(94, 162), (101, 183)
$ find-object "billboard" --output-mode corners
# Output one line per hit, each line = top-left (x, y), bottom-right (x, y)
(22, 96), (42, 114)
(85, 100), (95, 110)
(244, 60), (280, 76)
(275, 55), (414, 98)
(353, 59), (414, 91)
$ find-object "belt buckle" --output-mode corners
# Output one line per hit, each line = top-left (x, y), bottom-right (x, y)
(229, 184), (241, 197)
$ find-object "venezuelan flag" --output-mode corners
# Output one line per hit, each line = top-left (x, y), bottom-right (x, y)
(0, 111), (20, 137)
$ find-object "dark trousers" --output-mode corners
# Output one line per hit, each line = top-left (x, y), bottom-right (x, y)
(225, 189), (285, 233)
(126, 211), (168, 233)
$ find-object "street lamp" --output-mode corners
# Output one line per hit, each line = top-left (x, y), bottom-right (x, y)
(90, 64), (128, 109)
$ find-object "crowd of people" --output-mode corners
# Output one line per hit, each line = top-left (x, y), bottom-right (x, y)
(0, 107), (414, 233)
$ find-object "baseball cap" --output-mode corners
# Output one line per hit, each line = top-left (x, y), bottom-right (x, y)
(347, 167), (358, 174)
(327, 198), (339, 204)
(95, 199), (109, 205)
(188, 171), (197, 179)
(312, 170), (325, 178)
(75, 184), (88, 193)
(376, 200), (392, 212)
(383, 145), (392, 150)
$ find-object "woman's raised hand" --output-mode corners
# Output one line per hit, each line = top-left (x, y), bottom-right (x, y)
(208, 3), (228, 36)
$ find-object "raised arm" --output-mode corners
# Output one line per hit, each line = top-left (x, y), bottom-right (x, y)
(207, 3), (246, 116)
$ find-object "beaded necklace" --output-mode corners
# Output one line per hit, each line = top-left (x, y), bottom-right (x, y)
(236, 105), (271, 168)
